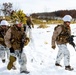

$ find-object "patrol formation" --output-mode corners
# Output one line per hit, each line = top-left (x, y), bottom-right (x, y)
(0, 14), (75, 74)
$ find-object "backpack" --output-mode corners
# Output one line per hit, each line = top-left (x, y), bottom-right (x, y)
(54, 25), (71, 43)
(0, 26), (10, 46)
(54, 25), (62, 30)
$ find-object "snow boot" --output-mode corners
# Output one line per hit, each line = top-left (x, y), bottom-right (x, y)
(20, 70), (30, 74)
(65, 65), (74, 71)
(7, 56), (16, 70)
(55, 63), (62, 67)
(2, 59), (5, 63)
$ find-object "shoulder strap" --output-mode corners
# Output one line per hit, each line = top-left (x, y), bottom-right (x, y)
(54, 25), (61, 30)
(0, 26), (5, 38)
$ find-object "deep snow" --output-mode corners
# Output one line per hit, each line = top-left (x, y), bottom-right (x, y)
(0, 24), (76, 75)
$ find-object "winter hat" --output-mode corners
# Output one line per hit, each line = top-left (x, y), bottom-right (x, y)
(0, 20), (9, 26)
(62, 15), (72, 22)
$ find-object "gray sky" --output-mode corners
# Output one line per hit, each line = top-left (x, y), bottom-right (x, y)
(0, 0), (76, 14)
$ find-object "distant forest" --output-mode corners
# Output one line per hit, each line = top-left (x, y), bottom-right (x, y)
(31, 10), (76, 19)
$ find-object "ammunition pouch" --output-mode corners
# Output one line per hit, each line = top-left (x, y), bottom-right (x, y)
(11, 41), (21, 50)
(56, 35), (69, 43)
(10, 38), (21, 50)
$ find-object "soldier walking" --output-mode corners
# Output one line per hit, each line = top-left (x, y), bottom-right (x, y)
(51, 15), (74, 71)
(4, 21), (30, 73)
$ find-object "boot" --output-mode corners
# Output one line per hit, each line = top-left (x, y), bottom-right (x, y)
(2, 59), (5, 63)
(7, 56), (16, 70)
(65, 65), (74, 71)
(55, 63), (62, 67)
(20, 70), (30, 74)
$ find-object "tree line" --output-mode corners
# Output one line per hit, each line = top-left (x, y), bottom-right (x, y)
(31, 10), (76, 19)
(0, 2), (27, 24)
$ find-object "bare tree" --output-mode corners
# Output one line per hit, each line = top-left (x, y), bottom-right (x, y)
(2, 2), (13, 16)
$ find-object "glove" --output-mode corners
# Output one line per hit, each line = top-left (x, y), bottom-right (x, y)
(52, 46), (56, 49)
(24, 37), (30, 46)
(10, 47), (15, 53)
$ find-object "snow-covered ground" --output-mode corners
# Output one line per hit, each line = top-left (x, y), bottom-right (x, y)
(0, 24), (76, 75)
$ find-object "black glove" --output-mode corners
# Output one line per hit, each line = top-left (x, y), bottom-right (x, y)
(10, 47), (15, 53)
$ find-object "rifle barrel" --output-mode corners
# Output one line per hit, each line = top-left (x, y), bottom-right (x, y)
(71, 35), (76, 37)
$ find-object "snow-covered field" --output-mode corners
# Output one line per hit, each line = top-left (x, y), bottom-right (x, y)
(0, 24), (76, 75)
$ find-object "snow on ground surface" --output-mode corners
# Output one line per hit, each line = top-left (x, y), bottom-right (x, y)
(0, 24), (76, 75)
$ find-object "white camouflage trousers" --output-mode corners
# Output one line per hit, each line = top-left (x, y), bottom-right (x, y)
(55, 44), (70, 66)
(0, 44), (10, 61)
(10, 50), (27, 72)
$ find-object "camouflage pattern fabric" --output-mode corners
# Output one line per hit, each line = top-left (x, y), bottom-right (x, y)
(10, 25), (25, 50)
(55, 44), (70, 66)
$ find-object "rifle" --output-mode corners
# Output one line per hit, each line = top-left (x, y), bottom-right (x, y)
(67, 35), (76, 50)
(20, 32), (26, 58)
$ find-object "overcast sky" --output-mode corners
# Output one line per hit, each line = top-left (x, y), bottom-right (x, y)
(0, 0), (76, 14)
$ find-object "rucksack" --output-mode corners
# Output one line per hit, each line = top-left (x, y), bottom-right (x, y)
(54, 25), (62, 30)
(54, 25), (71, 43)
(0, 26), (10, 38)
(0, 26), (10, 46)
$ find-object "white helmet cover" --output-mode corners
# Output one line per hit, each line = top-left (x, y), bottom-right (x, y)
(0, 20), (9, 26)
(62, 15), (72, 22)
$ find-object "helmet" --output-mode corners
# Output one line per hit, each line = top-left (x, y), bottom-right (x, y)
(0, 20), (9, 26)
(62, 15), (72, 22)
